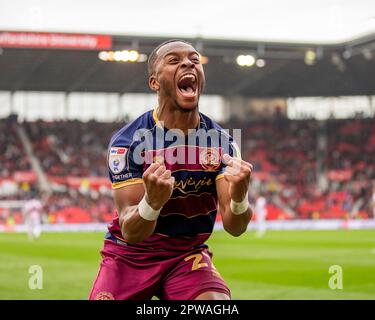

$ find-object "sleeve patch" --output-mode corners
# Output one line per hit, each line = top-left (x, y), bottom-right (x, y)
(108, 147), (127, 174)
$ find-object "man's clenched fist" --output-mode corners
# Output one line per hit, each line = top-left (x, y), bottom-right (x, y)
(223, 153), (253, 202)
(142, 162), (175, 210)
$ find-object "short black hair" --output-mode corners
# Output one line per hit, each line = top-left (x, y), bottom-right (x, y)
(147, 39), (193, 76)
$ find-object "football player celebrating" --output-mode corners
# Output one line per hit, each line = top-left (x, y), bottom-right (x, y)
(89, 40), (253, 300)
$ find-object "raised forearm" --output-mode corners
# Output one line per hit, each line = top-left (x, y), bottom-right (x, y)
(222, 205), (252, 236)
(119, 205), (157, 244)
(118, 163), (174, 244)
(219, 154), (254, 237)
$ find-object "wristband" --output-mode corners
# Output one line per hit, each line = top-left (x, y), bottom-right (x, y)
(230, 194), (249, 215)
(138, 196), (161, 221)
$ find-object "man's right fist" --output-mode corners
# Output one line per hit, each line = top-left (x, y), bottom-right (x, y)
(142, 162), (175, 210)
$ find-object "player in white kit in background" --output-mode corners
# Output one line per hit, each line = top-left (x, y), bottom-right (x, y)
(255, 193), (268, 238)
(23, 196), (44, 240)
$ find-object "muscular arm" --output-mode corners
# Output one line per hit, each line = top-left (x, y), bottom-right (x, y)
(216, 155), (253, 236)
(216, 178), (252, 236)
(114, 184), (156, 244)
(114, 162), (174, 244)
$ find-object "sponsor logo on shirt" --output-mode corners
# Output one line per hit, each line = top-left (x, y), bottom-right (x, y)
(113, 173), (133, 180)
(110, 147), (127, 155)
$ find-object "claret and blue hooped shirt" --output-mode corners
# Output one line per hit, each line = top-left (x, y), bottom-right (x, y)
(106, 109), (240, 251)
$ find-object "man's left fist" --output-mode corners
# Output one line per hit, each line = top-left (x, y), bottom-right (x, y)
(223, 153), (253, 202)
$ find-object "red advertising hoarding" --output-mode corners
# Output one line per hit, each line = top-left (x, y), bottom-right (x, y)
(0, 31), (112, 50)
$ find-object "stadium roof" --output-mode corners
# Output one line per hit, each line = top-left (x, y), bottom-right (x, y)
(1, 31), (375, 97)
(2, 0), (375, 44)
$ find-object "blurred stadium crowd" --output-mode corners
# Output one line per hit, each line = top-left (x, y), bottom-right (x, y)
(0, 112), (374, 226)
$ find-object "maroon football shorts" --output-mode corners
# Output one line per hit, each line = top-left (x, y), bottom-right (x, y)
(88, 239), (231, 300)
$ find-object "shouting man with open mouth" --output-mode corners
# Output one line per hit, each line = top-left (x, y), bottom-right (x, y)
(89, 39), (253, 300)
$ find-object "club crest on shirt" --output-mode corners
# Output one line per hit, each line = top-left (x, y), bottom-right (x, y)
(95, 291), (114, 300)
(108, 147), (127, 174)
(199, 148), (221, 170)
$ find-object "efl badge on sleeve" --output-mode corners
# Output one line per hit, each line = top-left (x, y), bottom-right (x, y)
(108, 147), (127, 174)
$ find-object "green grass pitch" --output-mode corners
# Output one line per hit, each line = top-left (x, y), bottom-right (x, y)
(0, 230), (374, 299)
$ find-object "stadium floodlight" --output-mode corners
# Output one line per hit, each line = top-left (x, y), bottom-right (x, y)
(256, 58), (266, 68)
(128, 50), (139, 62)
(137, 54), (148, 62)
(98, 50), (147, 63)
(304, 50), (316, 65)
(114, 51), (128, 62)
(98, 51), (110, 61)
(236, 54), (255, 67)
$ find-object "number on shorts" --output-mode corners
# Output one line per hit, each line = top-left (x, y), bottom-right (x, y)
(184, 253), (208, 271)
(202, 251), (222, 278)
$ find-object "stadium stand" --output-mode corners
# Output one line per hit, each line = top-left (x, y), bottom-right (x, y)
(23, 120), (123, 177)
(0, 117), (32, 177)
(0, 115), (374, 225)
